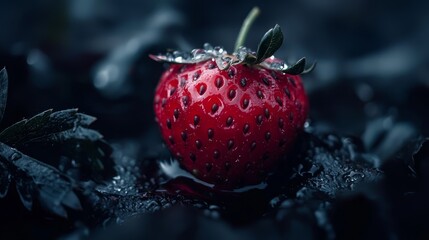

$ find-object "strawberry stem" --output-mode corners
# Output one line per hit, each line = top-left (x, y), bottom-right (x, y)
(234, 7), (260, 52)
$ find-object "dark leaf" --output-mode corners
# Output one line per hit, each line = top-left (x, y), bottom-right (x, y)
(15, 175), (35, 210)
(0, 109), (98, 146)
(39, 189), (69, 218)
(283, 57), (306, 75)
(61, 191), (82, 210)
(34, 126), (103, 143)
(0, 68), (8, 124)
(301, 61), (317, 74)
(0, 142), (81, 217)
(0, 109), (114, 181)
(256, 24), (283, 64)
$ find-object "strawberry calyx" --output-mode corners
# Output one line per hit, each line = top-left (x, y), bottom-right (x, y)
(150, 7), (315, 74)
(149, 35), (315, 75)
(150, 13), (315, 75)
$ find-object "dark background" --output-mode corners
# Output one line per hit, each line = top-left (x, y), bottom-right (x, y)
(1, 0), (428, 138)
(0, 0), (428, 239)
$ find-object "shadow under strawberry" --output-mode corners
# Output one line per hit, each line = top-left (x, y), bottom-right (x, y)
(84, 125), (381, 226)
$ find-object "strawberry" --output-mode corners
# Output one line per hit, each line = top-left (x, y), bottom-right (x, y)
(151, 8), (314, 189)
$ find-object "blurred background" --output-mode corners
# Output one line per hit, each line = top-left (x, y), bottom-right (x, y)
(0, 0), (428, 140)
(0, 1), (428, 239)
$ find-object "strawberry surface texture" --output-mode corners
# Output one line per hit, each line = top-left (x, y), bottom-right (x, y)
(154, 57), (309, 189)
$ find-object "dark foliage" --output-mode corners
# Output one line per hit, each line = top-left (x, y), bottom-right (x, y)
(0, 69), (113, 219)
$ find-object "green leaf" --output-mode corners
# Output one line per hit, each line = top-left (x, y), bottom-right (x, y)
(255, 24), (284, 64)
(283, 58), (306, 75)
(0, 68), (8, 124)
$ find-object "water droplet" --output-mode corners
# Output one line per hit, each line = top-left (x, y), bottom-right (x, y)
(214, 46), (223, 53)
(203, 43), (213, 50)
(304, 120), (310, 128)
(343, 171), (365, 183)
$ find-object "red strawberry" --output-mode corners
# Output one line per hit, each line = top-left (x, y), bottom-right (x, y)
(151, 9), (314, 189)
